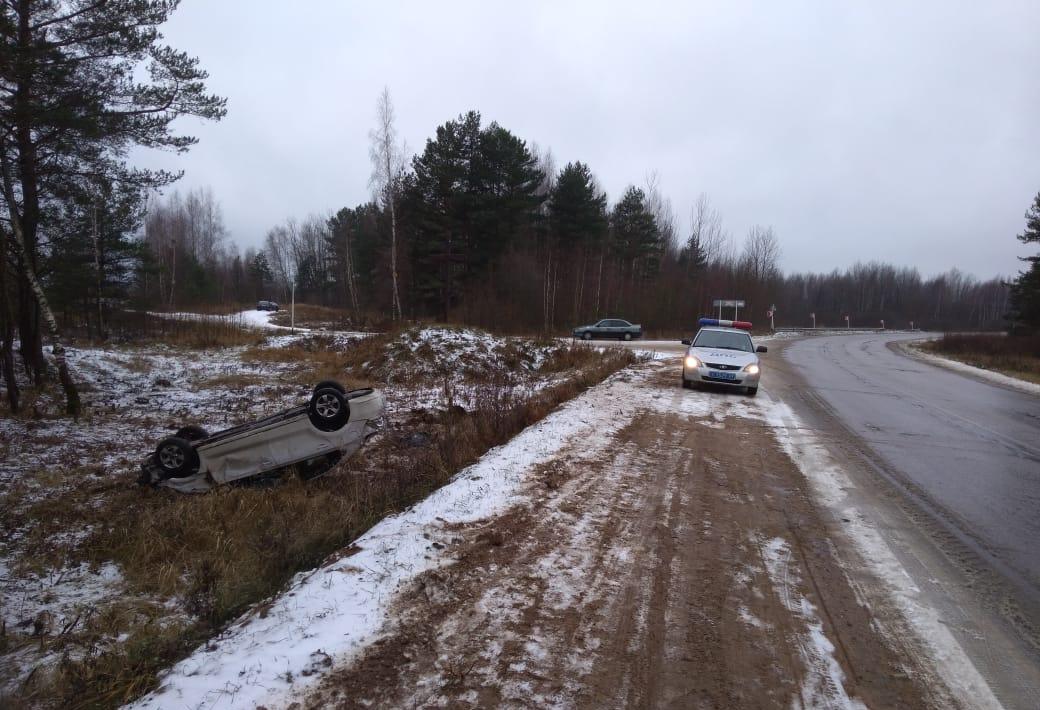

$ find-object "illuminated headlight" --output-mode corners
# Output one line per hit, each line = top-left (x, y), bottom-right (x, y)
(684, 355), (702, 369)
(744, 363), (760, 375)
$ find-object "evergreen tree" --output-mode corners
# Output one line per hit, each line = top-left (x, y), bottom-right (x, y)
(1009, 192), (1040, 330)
(549, 162), (608, 251)
(250, 251), (273, 299)
(611, 187), (662, 279)
(1, 0), (225, 414)
(407, 111), (544, 318)
(48, 178), (146, 337)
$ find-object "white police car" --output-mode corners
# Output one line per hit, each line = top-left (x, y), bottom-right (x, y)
(680, 318), (767, 396)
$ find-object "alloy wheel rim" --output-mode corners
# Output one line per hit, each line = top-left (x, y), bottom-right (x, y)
(316, 393), (340, 418)
(159, 446), (185, 470)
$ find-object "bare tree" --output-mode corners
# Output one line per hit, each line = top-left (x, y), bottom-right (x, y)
(690, 193), (730, 266)
(369, 87), (407, 320)
(645, 171), (678, 250)
(740, 225), (782, 282)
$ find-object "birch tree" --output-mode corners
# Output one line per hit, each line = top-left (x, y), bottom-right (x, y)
(369, 88), (406, 320)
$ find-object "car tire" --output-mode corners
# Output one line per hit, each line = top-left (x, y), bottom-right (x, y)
(582, 332), (592, 341)
(746, 387), (758, 397)
(314, 380), (347, 394)
(155, 437), (198, 479)
(623, 332), (632, 341)
(175, 425), (209, 442)
(309, 387), (350, 431)
(681, 378), (691, 389)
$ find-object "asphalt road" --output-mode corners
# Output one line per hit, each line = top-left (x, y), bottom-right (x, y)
(782, 332), (1040, 596)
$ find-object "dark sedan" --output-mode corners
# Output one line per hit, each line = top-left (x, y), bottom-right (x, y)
(572, 318), (643, 341)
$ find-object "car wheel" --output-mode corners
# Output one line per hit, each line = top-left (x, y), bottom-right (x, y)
(155, 437), (198, 479)
(746, 387), (758, 397)
(313, 380), (347, 394)
(623, 332), (632, 341)
(175, 425), (209, 442)
(681, 378), (691, 389)
(309, 387), (350, 431)
(582, 332), (592, 341)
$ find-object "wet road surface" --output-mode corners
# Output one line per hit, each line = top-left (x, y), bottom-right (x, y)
(782, 332), (1040, 596)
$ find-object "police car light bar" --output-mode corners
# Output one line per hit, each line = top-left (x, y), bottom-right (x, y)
(698, 318), (753, 330)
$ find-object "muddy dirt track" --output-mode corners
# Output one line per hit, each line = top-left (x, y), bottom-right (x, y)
(300, 365), (952, 709)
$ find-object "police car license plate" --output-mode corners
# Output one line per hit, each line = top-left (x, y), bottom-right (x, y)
(709, 370), (736, 380)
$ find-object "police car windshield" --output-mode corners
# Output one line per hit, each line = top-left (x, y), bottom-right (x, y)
(693, 330), (753, 352)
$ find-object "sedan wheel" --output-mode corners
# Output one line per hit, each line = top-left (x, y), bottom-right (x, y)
(308, 387), (350, 431)
(583, 332), (592, 341)
(155, 437), (198, 479)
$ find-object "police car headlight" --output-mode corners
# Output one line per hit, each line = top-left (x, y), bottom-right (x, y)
(744, 363), (760, 375)
(684, 355), (701, 369)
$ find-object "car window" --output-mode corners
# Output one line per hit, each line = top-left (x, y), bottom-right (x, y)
(693, 330), (753, 352)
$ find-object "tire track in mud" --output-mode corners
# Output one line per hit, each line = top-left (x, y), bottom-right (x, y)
(302, 365), (949, 709)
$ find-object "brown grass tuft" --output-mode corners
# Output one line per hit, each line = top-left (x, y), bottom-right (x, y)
(923, 333), (1040, 384)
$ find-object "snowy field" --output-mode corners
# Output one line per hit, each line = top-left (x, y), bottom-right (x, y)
(0, 316), (620, 702)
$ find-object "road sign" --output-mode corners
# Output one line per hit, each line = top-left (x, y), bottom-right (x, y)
(713, 299), (745, 308)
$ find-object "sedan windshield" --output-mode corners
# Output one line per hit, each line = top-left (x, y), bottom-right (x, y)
(693, 330), (753, 352)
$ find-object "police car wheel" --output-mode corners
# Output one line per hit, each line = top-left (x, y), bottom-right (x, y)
(746, 387), (758, 397)
(623, 332), (632, 341)
(582, 332), (592, 340)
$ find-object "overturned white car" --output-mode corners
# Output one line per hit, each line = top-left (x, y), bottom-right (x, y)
(138, 381), (385, 493)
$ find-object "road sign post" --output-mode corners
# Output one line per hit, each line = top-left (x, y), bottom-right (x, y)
(713, 299), (745, 322)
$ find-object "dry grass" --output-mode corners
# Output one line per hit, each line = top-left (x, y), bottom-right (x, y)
(923, 333), (1040, 384)
(268, 303), (365, 330)
(107, 313), (265, 350)
(3, 342), (635, 709)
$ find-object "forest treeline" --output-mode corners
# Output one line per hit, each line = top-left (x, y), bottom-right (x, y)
(133, 108), (1011, 335)
(0, 2), (1028, 417)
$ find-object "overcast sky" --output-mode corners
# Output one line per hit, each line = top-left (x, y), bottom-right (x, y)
(134, 0), (1040, 279)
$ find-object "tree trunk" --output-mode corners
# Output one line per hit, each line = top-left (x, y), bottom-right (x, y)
(386, 172), (402, 321)
(92, 205), (106, 339)
(0, 242), (20, 412)
(1, 146), (80, 416)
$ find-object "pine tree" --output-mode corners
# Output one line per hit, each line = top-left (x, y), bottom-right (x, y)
(1009, 192), (1040, 330)
(407, 111), (544, 319)
(1, 0), (226, 415)
(611, 187), (662, 279)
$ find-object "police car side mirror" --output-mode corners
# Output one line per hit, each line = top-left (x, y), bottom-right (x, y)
(756, 345), (768, 353)
(681, 339), (690, 345)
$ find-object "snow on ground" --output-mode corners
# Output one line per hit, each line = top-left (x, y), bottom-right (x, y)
(0, 323), (622, 698)
(756, 395), (1004, 710)
(127, 364), (656, 710)
(121, 359), (830, 710)
(904, 341), (1040, 396)
(759, 536), (866, 710)
(152, 308), (375, 338)
(0, 344), (302, 490)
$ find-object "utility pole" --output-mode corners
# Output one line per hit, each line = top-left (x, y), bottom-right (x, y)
(291, 280), (296, 334)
